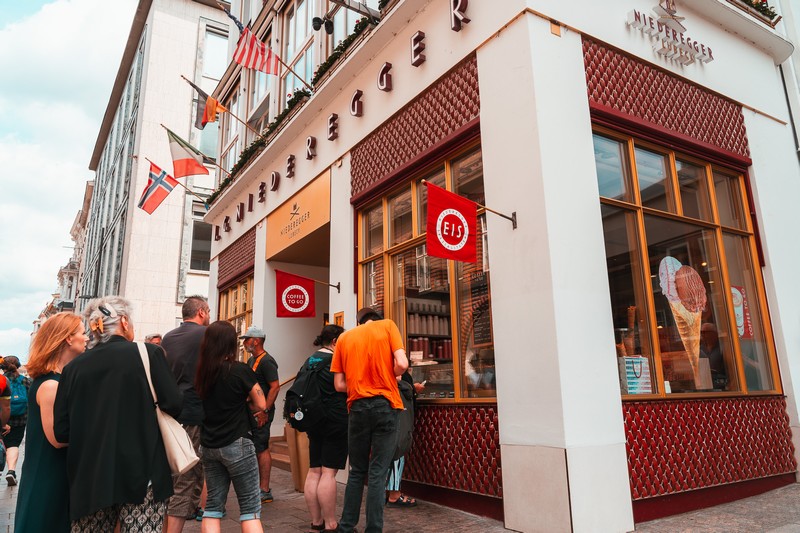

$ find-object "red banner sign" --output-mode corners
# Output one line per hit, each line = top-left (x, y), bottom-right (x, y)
(276, 270), (316, 318)
(425, 182), (477, 263)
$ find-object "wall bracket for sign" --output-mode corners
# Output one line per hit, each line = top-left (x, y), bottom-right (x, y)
(309, 277), (341, 293)
(480, 204), (517, 230)
(421, 179), (517, 229)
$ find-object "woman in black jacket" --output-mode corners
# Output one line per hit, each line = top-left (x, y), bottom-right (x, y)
(53, 296), (182, 532)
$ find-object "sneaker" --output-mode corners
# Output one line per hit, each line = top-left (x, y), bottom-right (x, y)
(6, 470), (16, 486)
(260, 489), (273, 503)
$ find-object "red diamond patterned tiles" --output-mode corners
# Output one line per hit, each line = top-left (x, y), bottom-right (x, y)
(624, 397), (796, 500)
(217, 227), (256, 289)
(350, 55), (479, 197)
(583, 39), (750, 158)
(405, 404), (502, 498)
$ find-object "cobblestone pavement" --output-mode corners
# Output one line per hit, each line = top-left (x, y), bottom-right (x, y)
(2, 439), (800, 532)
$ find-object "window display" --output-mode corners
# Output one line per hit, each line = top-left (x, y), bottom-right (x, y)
(358, 143), (496, 402)
(594, 130), (779, 397)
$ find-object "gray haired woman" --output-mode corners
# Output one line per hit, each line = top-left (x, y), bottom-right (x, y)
(53, 296), (182, 532)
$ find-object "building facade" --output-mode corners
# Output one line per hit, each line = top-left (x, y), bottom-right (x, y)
(206, 0), (800, 531)
(80, 0), (229, 334)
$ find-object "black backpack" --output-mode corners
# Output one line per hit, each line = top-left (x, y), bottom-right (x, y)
(284, 358), (328, 432)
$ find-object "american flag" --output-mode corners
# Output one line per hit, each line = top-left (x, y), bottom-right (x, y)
(233, 27), (280, 75)
(222, 6), (280, 74)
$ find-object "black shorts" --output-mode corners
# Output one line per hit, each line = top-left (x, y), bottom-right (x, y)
(308, 419), (348, 470)
(252, 409), (275, 454)
(4, 425), (25, 448)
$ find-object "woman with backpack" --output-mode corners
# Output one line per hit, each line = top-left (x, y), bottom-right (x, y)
(3, 355), (32, 486)
(300, 324), (347, 533)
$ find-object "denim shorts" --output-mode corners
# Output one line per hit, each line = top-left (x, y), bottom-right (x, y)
(201, 437), (261, 521)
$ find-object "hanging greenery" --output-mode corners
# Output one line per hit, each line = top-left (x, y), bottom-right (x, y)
(738, 0), (777, 19)
(311, 17), (372, 88)
(207, 88), (311, 205)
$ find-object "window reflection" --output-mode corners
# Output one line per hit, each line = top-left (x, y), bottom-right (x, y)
(593, 134), (631, 202)
(635, 147), (672, 212)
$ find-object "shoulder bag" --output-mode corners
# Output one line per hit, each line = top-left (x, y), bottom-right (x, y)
(136, 342), (200, 475)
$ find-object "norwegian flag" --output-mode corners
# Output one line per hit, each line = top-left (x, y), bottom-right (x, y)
(138, 163), (179, 214)
(233, 27), (280, 74)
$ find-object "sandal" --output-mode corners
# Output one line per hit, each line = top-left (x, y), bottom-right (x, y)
(310, 523), (325, 531)
(386, 494), (417, 507)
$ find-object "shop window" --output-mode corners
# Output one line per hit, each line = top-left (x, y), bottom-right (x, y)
(593, 130), (779, 397)
(358, 144), (496, 402)
(327, 0), (378, 50)
(218, 276), (253, 360)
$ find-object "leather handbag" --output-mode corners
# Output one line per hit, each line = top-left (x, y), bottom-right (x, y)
(136, 342), (200, 475)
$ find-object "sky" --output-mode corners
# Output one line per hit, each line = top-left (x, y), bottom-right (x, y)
(0, 0), (138, 360)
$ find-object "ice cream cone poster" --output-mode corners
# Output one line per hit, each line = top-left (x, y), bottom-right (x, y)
(731, 285), (754, 339)
(425, 182), (477, 263)
(659, 256), (707, 382)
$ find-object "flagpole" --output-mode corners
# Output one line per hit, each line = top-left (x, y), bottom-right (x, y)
(159, 123), (231, 178)
(215, 1), (313, 93)
(421, 179), (518, 229)
(144, 157), (210, 209)
(227, 108), (262, 138)
(310, 278), (341, 294)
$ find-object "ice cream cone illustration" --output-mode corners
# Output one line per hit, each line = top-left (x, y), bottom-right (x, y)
(659, 258), (707, 386)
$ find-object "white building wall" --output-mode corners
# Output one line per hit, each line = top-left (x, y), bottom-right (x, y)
(204, 0), (800, 530)
(121, 0), (224, 336)
(478, 13), (633, 532)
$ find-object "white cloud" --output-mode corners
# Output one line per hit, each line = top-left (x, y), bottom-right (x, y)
(0, 0), (137, 355)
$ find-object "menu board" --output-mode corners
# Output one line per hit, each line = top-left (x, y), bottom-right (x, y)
(469, 272), (493, 346)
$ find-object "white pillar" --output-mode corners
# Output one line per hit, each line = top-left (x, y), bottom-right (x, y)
(478, 14), (634, 533)
(743, 107), (800, 475)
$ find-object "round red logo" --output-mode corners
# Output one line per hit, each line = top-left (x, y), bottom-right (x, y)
(282, 284), (309, 313)
(435, 209), (469, 251)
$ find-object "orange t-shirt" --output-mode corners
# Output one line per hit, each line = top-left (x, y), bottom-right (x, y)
(331, 319), (404, 410)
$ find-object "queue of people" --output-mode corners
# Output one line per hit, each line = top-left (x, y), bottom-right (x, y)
(11, 299), (418, 533)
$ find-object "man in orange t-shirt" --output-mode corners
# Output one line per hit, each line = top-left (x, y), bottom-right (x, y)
(331, 308), (408, 533)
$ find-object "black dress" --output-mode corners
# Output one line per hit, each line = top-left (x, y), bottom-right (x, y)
(14, 373), (69, 532)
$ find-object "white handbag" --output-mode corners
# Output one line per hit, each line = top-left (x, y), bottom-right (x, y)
(137, 342), (200, 475)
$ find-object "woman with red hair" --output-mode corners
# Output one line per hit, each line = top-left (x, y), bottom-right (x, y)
(15, 311), (87, 532)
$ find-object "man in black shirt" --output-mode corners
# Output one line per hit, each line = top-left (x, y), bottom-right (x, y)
(162, 296), (210, 531)
(241, 326), (280, 504)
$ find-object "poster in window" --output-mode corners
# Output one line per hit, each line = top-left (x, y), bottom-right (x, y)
(469, 271), (492, 346)
(731, 285), (753, 339)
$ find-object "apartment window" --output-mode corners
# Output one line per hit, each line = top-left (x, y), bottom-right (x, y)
(327, 0), (378, 48)
(282, 0), (314, 107)
(249, 29), (273, 140)
(358, 144), (496, 402)
(190, 220), (212, 271)
(196, 26), (228, 158)
(220, 87), (241, 173)
(594, 129), (779, 397)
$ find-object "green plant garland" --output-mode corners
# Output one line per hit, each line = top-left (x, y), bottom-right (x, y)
(207, 88), (311, 205)
(207, 3), (395, 206)
(310, 17), (372, 88)
(739, 0), (777, 19)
